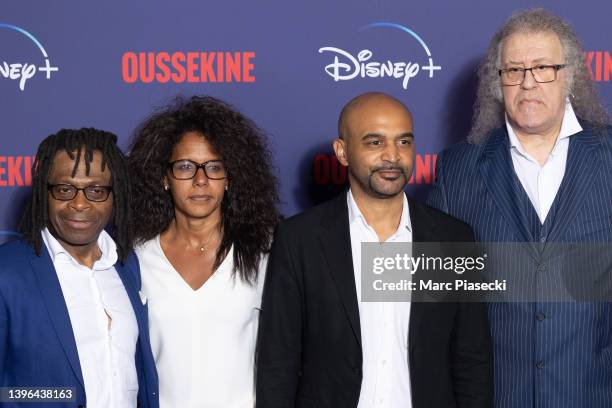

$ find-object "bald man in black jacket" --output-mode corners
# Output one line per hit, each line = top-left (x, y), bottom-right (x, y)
(256, 93), (492, 408)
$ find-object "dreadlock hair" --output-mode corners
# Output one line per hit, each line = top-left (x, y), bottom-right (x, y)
(128, 95), (280, 285)
(18, 128), (133, 262)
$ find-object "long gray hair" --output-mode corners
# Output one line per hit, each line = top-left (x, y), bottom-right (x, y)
(469, 8), (610, 144)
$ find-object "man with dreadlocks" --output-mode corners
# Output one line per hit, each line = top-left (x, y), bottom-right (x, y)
(0, 128), (159, 408)
(428, 8), (612, 408)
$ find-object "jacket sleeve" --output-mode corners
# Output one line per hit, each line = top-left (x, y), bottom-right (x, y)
(427, 149), (450, 213)
(256, 223), (302, 408)
(452, 227), (493, 408)
(452, 301), (493, 407)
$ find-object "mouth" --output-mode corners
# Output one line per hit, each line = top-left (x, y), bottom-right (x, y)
(63, 218), (95, 230)
(519, 99), (542, 105)
(188, 194), (213, 202)
(374, 168), (404, 180)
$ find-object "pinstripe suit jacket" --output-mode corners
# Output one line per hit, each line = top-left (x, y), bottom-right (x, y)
(427, 124), (612, 408)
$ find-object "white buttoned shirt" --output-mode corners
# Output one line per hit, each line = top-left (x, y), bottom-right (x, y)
(348, 190), (413, 408)
(506, 102), (583, 224)
(42, 227), (139, 408)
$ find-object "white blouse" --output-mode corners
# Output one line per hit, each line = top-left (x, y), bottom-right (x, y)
(136, 236), (266, 408)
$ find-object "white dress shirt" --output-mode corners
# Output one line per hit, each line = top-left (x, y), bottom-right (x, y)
(506, 102), (583, 224)
(136, 237), (266, 408)
(348, 190), (413, 408)
(42, 227), (139, 408)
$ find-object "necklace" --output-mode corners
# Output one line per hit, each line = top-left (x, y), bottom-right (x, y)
(197, 228), (218, 254)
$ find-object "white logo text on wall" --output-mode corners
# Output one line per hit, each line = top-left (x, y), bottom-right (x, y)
(318, 22), (441, 90)
(0, 23), (59, 91)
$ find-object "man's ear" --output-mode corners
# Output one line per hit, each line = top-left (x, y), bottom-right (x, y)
(333, 138), (349, 167)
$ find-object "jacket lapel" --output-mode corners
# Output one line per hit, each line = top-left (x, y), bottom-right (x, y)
(478, 129), (539, 259)
(115, 257), (154, 370)
(30, 246), (85, 389)
(319, 193), (362, 348)
(546, 129), (601, 242)
(407, 200), (438, 352)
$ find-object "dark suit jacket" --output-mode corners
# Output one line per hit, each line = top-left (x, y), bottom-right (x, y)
(0, 238), (159, 408)
(427, 124), (612, 408)
(256, 193), (492, 408)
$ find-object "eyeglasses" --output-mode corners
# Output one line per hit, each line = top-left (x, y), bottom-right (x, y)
(498, 64), (567, 86)
(168, 160), (227, 180)
(47, 183), (113, 202)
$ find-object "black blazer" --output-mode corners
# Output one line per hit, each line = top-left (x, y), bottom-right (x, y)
(256, 193), (492, 408)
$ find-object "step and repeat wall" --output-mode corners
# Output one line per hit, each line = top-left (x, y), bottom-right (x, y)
(1, 0), (611, 243)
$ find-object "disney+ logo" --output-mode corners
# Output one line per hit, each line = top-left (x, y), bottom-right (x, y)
(0, 23), (59, 91)
(319, 22), (441, 90)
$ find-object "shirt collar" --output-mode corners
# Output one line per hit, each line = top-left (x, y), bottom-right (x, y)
(42, 227), (118, 269)
(347, 189), (412, 233)
(506, 100), (583, 152)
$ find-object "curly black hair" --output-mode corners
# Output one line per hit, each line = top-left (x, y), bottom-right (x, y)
(128, 96), (280, 285)
(19, 128), (133, 262)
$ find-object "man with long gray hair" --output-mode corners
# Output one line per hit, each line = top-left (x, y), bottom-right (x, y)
(428, 8), (612, 408)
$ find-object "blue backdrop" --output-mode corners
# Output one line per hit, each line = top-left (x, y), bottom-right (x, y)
(1, 0), (611, 243)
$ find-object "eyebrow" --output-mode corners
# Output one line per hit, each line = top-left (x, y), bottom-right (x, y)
(361, 132), (414, 141)
(506, 58), (554, 65)
(361, 133), (383, 141)
(172, 158), (221, 162)
(50, 178), (111, 186)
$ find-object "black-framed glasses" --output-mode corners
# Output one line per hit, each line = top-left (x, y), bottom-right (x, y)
(47, 183), (113, 202)
(498, 64), (567, 86)
(168, 160), (227, 180)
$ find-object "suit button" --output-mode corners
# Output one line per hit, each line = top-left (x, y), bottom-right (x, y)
(353, 366), (362, 375)
(536, 313), (546, 321)
(536, 361), (545, 369)
(536, 264), (547, 272)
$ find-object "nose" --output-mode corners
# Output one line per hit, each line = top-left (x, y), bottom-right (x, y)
(69, 190), (91, 211)
(381, 143), (400, 163)
(521, 68), (538, 90)
(193, 167), (209, 186)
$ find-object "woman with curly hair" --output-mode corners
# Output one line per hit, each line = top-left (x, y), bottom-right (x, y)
(128, 96), (280, 408)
